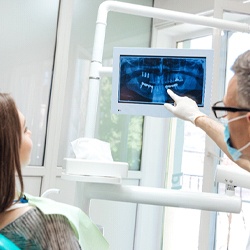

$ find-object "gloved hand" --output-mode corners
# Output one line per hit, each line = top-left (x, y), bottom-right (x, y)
(164, 89), (206, 124)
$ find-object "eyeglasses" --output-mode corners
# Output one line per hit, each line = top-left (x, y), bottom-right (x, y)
(211, 101), (250, 119)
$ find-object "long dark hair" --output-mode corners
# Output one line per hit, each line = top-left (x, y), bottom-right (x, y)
(0, 93), (23, 213)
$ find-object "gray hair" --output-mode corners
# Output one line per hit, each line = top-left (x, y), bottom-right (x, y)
(231, 50), (250, 108)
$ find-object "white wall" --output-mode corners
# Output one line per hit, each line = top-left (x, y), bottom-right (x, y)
(154, 0), (214, 13)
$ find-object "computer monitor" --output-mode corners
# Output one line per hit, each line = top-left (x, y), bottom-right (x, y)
(111, 47), (213, 118)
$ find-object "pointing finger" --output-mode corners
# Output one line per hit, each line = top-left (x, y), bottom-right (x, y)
(167, 89), (181, 102)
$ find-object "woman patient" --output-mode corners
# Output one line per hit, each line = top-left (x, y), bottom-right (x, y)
(0, 93), (108, 249)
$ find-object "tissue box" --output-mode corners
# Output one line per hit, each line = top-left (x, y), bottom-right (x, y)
(62, 158), (128, 178)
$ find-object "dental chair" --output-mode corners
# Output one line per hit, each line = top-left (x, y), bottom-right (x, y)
(0, 235), (20, 250)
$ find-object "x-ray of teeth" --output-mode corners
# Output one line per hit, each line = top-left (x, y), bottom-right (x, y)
(119, 55), (206, 105)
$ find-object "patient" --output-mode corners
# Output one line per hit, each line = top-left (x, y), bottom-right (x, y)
(0, 93), (108, 249)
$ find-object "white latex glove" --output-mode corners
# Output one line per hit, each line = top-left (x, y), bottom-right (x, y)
(164, 89), (206, 124)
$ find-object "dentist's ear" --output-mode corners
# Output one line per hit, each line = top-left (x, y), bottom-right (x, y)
(246, 112), (250, 123)
(247, 112), (250, 134)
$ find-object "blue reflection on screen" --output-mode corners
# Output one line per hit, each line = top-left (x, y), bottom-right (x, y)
(119, 55), (206, 106)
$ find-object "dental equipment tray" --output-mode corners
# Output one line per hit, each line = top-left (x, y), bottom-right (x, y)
(62, 158), (128, 178)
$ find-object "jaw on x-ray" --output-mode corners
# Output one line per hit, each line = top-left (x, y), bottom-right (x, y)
(119, 55), (206, 105)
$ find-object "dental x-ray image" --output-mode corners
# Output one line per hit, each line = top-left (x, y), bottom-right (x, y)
(119, 55), (206, 106)
(111, 48), (213, 117)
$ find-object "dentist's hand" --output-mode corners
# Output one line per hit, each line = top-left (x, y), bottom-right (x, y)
(164, 89), (206, 124)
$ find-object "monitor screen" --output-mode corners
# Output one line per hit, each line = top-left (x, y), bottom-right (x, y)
(111, 47), (213, 117)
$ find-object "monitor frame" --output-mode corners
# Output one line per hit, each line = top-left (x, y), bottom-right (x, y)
(111, 47), (214, 118)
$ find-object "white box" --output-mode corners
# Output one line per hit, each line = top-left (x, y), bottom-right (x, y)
(62, 158), (128, 178)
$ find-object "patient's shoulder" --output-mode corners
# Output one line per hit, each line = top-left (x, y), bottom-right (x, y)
(0, 204), (33, 230)
(0, 207), (81, 249)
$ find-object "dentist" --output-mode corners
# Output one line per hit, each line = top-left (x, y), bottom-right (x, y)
(164, 50), (250, 172)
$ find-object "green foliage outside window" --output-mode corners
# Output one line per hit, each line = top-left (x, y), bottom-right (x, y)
(97, 76), (143, 170)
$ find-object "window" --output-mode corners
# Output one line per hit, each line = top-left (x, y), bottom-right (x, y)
(0, 1), (60, 166)
(59, 0), (153, 170)
(163, 35), (212, 250)
(95, 64), (144, 170)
